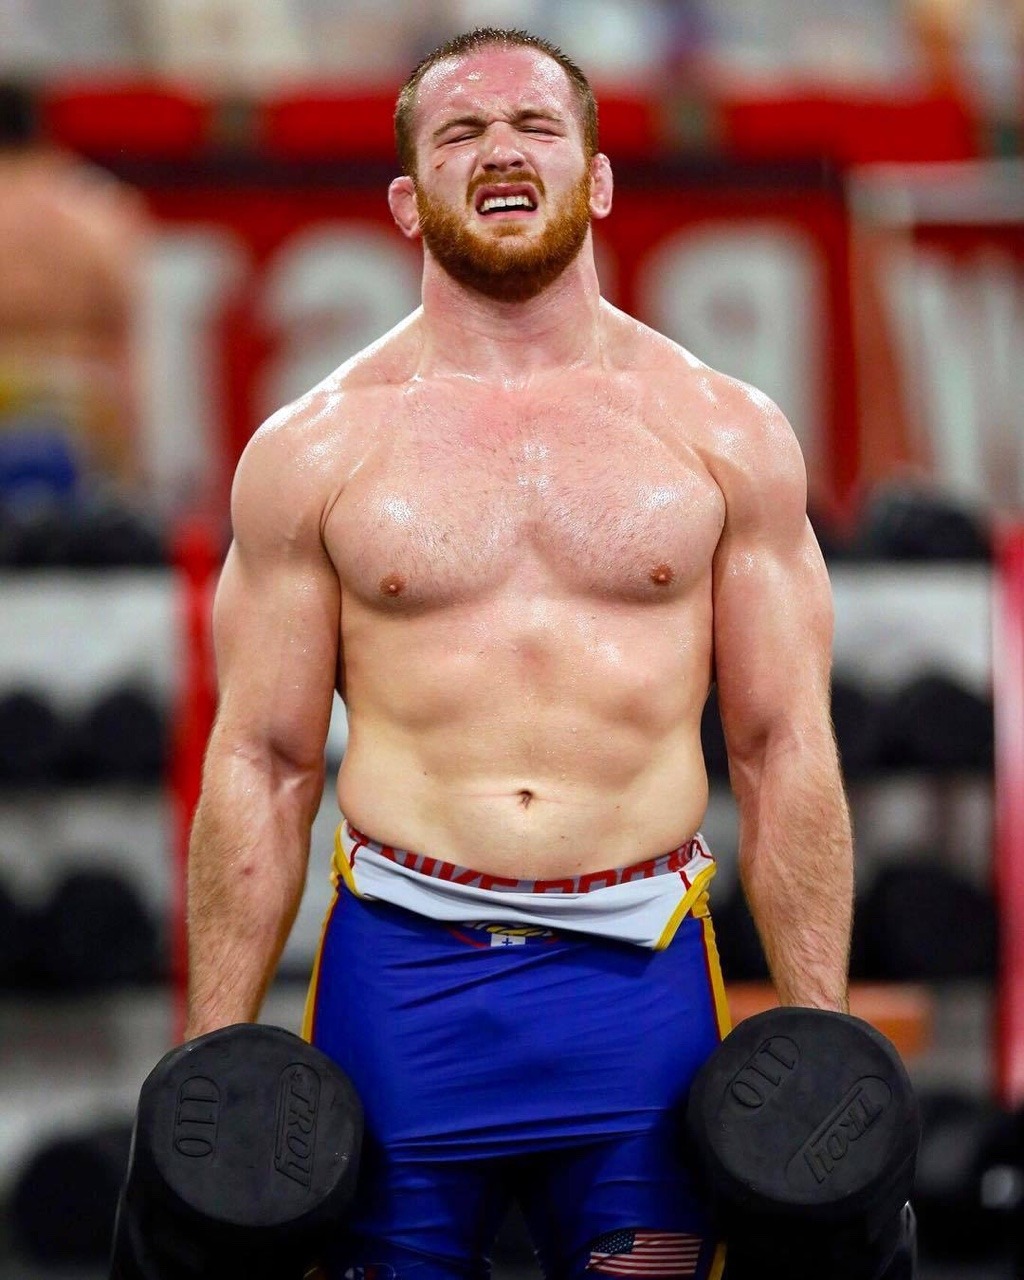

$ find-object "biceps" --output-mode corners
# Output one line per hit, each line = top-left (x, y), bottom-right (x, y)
(212, 543), (340, 770)
(713, 528), (834, 759)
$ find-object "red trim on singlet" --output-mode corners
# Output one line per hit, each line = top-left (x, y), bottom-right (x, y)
(447, 928), (490, 949)
(348, 829), (370, 868)
(345, 823), (699, 894)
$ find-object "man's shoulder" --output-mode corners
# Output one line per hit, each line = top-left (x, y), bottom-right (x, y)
(606, 304), (790, 446)
(688, 370), (806, 520)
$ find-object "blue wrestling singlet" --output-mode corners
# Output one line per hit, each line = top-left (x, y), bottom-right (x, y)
(304, 825), (731, 1280)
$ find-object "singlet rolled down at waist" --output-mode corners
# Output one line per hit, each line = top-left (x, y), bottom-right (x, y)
(332, 821), (717, 950)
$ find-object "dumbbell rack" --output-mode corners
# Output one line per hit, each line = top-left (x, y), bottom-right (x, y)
(0, 551), (1008, 1277)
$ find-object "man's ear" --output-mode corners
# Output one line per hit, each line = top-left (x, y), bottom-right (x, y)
(589, 153), (613, 220)
(389, 175), (421, 239)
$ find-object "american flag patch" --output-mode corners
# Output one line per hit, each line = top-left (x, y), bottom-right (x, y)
(586, 1228), (703, 1277)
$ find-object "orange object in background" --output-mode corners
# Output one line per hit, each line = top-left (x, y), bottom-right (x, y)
(728, 982), (934, 1062)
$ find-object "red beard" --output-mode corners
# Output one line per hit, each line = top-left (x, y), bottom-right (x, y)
(416, 170), (593, 302)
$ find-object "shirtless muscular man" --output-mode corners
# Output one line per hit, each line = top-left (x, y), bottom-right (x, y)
(184, 27), (854, 1280)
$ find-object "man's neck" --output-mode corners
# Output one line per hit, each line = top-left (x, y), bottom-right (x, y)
(415, 247), (605, 383)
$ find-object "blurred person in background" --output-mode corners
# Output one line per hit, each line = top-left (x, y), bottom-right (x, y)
(0, 79), (147, 494)
(184, 26), (852, 1280)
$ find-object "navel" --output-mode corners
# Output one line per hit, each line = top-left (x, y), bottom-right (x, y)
(649, 563), (674, 587)
(379, 573), (406, 597)
(517, 789), (534, 809)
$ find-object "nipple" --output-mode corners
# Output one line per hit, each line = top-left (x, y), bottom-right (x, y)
(650, 564), (674, 586)
(379, 574), (405, 597)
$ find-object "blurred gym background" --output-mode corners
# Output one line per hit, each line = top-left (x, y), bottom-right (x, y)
(0, 0), (1022, 1276)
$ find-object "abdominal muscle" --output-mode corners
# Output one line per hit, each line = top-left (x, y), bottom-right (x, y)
(334, 587), (714, 879)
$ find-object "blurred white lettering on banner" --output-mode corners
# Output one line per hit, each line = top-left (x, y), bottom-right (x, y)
(637, 224), (823, 474)
(884, 246), (1024, 506)
(258, 226), (420, 418)
(139, 230), (249, 501)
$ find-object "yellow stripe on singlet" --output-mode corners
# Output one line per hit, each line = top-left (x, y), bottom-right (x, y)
(691, 895), (731, 1277)
(332, 825), (365, 898)
(653, 863), (718, 950)
(301, 871), (341, 1044)
(695, 893), (733, 1039)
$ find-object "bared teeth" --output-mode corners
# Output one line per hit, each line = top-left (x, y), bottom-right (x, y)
(479, 193), (535, 213)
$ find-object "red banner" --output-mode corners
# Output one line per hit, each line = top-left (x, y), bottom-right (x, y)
(133, 163), (854, 505)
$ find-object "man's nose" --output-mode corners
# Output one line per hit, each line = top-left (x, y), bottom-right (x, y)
(480, 123), (527, 171)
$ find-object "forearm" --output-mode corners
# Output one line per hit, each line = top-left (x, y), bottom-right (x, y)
(734, 734), (853, 1012)
(184, 740), (324, 1040)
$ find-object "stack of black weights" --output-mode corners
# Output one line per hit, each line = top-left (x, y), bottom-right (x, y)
(9, 1122), (135, 1268)
(0, 492), (167, 570)
(0, 684), (168, 787)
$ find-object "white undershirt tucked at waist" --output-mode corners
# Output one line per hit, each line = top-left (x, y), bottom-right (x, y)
(331, 821), (717, 950)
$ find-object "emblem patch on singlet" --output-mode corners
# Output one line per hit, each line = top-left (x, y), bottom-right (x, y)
(472, 921), (555, 946)
(446, 921), (559, 948)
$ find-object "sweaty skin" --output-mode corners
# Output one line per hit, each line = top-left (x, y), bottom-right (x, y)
(185, 44), (853, 1040)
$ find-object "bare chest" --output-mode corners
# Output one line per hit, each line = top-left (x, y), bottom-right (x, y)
(328, 392), (725, 609)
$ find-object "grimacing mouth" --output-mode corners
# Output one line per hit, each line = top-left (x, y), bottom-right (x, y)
(473, 183), (540, 215)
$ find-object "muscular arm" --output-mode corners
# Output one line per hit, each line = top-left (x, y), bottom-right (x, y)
(185, 417), (340, 1039)
(711, 392), (853, 1012)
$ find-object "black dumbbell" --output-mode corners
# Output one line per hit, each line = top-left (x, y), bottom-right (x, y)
(0, 872), (31, 986)
(73, 686), (167, 783)
(0, 688), (68, 783)
(831, 677), (884, 780)
(11, 1122), (133, 1264)
(0, 497), (76, 567)
(65, 494), (167, 569)
(32, 868), (161, 992)
(110, 1023), (363, 1279)
(860, 862), (998, 982)
(913, 1090), (1021, 1263)
(685, 1006), (920, 1279)
(0, 498), (19, 566)
(854, 485), (990, 562)
(877, 674), (993, 773)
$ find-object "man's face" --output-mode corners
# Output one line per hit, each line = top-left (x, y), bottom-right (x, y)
(409, 45), (595, 302)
